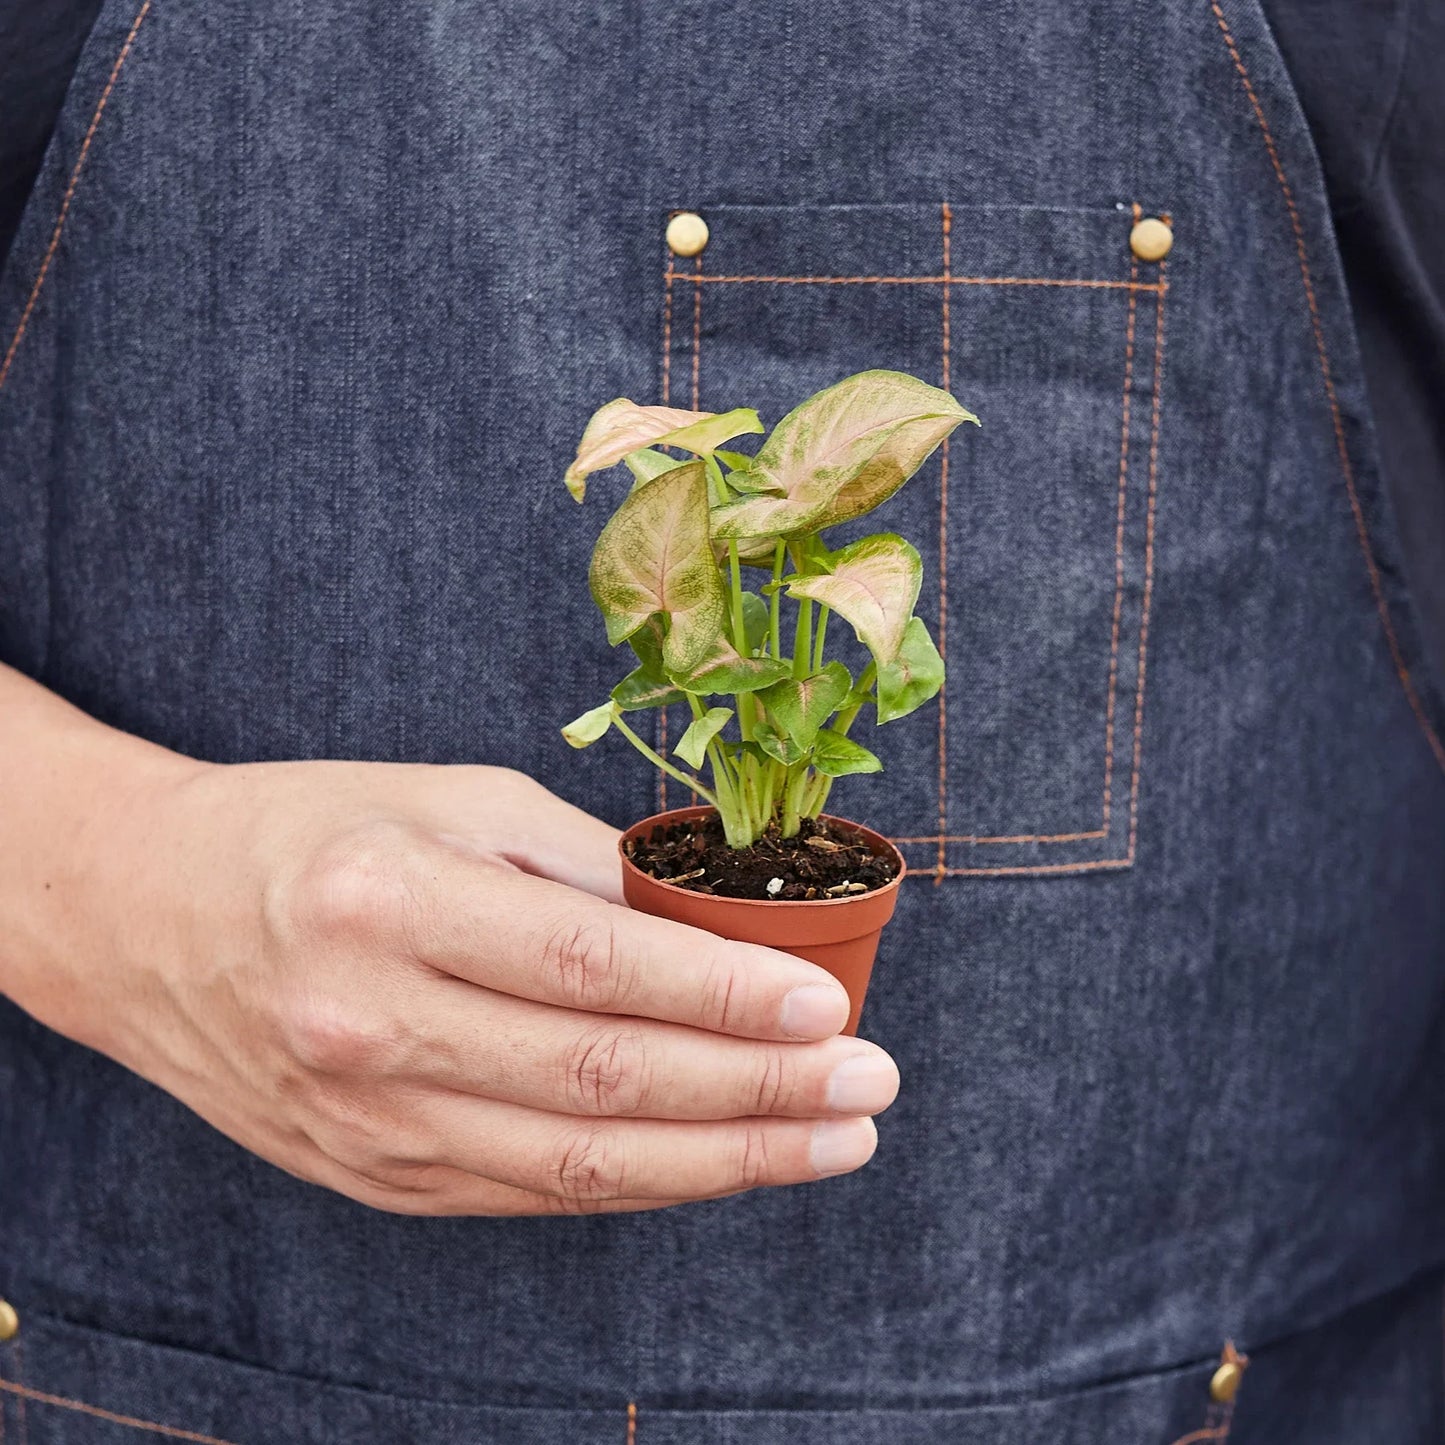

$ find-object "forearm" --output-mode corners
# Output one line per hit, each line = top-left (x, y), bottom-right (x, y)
(0, 661), (197, 1033)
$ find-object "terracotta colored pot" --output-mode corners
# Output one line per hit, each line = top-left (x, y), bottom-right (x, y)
(618, 806), (906, 1037)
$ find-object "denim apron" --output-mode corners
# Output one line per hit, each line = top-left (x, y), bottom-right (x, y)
(3, 0), (1445, 1440)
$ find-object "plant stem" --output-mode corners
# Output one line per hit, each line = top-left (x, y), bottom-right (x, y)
(611, 713), (718, 807)
(781, 764), (810, 837)
(769, 541), (785, 657)
(833, 662), (877, 736)
(812, 605), (830, 674)
(792, 596), (813, 680)
(802, 772), (834, 818)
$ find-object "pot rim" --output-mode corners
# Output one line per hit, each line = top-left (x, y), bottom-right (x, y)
(617, 804), (907, 907)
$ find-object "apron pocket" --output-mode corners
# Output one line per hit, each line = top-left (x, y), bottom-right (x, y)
(651, 201), (1168, 879)
(2, 1308), (1233, 1444)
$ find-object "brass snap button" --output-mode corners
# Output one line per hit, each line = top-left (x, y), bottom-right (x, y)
(1208, 1343), (1247, 1404)
(665, 211), (709, 258)
(1129, 216), (1173, 262)
(0, 1298), (18, 1342)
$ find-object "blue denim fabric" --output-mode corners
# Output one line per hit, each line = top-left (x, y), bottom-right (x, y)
(2, 0), (1444, 1440)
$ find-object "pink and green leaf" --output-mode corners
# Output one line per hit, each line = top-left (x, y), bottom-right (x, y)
(755, 661), (852, 749)
(588, 460), (728, 677)
(709, 371), (976, 538)
(786, 534), (922, 669)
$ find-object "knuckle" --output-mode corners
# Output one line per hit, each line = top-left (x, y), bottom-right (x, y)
(540, 912), (631, 1012)
(749, 1047), (795, 1117)
(735, 1124), (774, 1190)
(280, 820), (426, 947)
(563, 1023), (651, 1116)
(698, 955), (747, 1033)
(285, 998), (404, 1079)
(551, 1123), (627, 1203)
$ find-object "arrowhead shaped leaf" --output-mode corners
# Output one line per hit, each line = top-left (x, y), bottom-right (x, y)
(876, 615), (945, 722)
(740, 591), (771, 653)
(674, 707), (734, 768)
(566, 399), (718, 501)
(561, 703), (616, 749)
(756, 661), (852, 750)
(625, 448), (690, 486)
(674, 639), (792, 696)
(709, 370), (977, 537)
(787, 534), (922, 669)
(812, 729), (884, 776)
(588, 460), (728, 678)
(611, 664), (685, 712)
(754, 718), (807, 765)
(715, 448), (760, 474)
(656, 407), (763, 457)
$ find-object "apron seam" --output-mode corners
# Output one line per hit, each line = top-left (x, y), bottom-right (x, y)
(0, 0), (153, 396)
(1206, 0), (1445, 777)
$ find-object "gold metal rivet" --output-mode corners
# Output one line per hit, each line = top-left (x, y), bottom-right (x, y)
(666, 211), (709, 258)
(0, 1298), (19, 1342)
(1209, 1360), (1244, 1404)
(1130, 216), (1173, 262)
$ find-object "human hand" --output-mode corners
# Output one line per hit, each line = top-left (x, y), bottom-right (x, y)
(17, 742), (897, 1216)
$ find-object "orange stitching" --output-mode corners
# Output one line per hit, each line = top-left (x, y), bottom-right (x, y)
(0, 1379), (239, 1445)
(0, 0), (152, 393)
(1127, 270), (1168, 863)
(906, 261), (1168, 878)
(922, 856), (1134, 878)
(627, 1400), (637, 1443)
(12, 1343), (24, 1445)
(1100, 246), (1141, 832)
(1166, 1429), (1228, 1445)
(896, 829), (1106, 845)
(661, 258), (675, 406)
(679, 274), (1160, 292)
(1208, 0), (1445, 774)
(690, 256), (702, 411)
(0, 1379), (233, 1445)
(935, 202), (952, 884)
(906, 220), (1152, 852)
(656, 250), (676, 813)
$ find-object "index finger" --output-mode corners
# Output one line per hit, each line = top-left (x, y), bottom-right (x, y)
(411, 850), (852, 1041)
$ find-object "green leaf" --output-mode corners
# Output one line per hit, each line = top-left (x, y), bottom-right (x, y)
(876, 615), (946, 722)
(561, 703), (616, 749)
(756, 661), (852, 749)
(674, 707), (734, 768)
(611, 664), (685, 712)
(656, 407), (763, 457)
(787, 534), (922, 669)
(812, 728), (883, 776)
(588, 460), (728, 678)
(754, 718), (806, 765)
(565, 398), (719, 501)
(675, 641), (792, 696)
(709, 370), (978, 537)
(740, 591), (771, 653)
(715, 448), (759, 473)
(625, 448), (689, 486)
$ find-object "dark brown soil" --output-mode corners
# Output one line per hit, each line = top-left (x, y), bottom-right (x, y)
(624, 813), (899, 901)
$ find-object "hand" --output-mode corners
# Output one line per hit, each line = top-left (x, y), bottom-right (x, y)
(9, 708), (897, 1216)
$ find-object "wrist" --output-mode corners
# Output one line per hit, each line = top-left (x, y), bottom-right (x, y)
(0, 680), (207, 1045)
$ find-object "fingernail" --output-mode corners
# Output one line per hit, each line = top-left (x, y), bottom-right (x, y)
(780, 983), (850, 1039)
(810, 1117), (878, 1176)
(825, 1054), (899, 1114)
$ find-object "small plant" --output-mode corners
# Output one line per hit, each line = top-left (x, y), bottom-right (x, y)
(562, 370), (978, 850)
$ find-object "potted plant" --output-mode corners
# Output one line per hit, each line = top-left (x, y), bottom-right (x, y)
(562, 370), (978, 1034)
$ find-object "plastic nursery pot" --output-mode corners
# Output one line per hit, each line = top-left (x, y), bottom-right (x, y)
(618, 806), (906, 1037)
